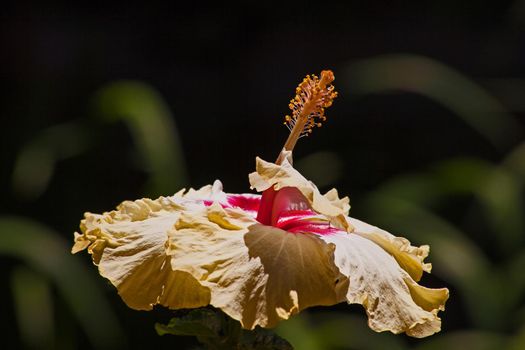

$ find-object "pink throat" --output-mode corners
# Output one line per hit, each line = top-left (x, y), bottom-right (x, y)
(205, 187), (339, 235)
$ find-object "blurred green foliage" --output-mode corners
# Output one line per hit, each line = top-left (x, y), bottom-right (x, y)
(93, 81), (188, 195)
(2, 55), (524, 349)
(0, 217), (125, 349)
(341, 54), (523, 149)
(4, 81), (188, 349)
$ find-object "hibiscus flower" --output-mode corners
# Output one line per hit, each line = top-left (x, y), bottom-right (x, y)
(72, 70), (448, 338)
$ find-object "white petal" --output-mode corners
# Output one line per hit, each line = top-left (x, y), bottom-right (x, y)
(347, 217), (432, 281)
(320, 231), (448, 337)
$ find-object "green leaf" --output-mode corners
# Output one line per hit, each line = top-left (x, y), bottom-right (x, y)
(155, 308), (222, 338)
(238, 328), (293, 350)
(157, 308), (292, 350)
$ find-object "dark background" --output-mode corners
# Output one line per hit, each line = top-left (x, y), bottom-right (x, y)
(1, 1), (524, 349)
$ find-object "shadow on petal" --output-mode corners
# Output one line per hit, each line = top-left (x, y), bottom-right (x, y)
(242, 224), (348, 328)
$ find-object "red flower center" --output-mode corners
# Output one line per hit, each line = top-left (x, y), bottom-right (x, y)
(204, 188), (338, 235)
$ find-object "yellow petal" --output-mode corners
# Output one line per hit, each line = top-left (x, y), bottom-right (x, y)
(320, 231), (448, 338)
(404, 278), (449, 312)
(167, 203), (347, 329)
(183, 179), (227, 202)
(324, 188), (351, 214)
(249, 152), (351, 231)
(72, 195), (210, 310)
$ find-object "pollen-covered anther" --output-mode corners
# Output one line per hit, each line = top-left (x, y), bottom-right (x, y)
(276, 70), (338, 164)
(282, 70), (337, 140)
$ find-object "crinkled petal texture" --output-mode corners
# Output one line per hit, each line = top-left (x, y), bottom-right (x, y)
(73, 155), (448, 337)
(168, 202), (347, 329)
(72, 194), (211, 310)
(248, 153), (449, 337)
(72, 181), (346, 329)
(320, 219), (448, 338)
